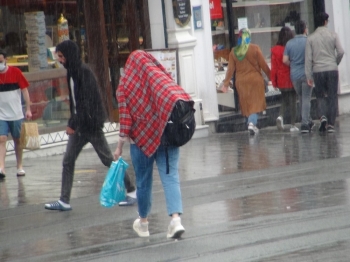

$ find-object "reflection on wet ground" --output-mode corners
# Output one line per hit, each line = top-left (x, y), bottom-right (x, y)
(2, 116), (350, 261)
(1, 117), (350, 209)
(259, 240), (350, 262)
(2, 177), (350, 261)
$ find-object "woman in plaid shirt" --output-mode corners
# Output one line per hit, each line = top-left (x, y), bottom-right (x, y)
(114, 50), (193, 239)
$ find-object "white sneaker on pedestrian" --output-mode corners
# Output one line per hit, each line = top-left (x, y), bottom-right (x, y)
(276, 116), (284, 131)
(290, 125), (299, 132)
(133, 218), (150, 237)
(248, 123), (259, 135)
(167, 217), (185, 239)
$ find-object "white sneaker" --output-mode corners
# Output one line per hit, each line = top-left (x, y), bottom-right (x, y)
(276, 116), (284, 131)
(290, 125), (299, 132)
(167, 217), (185, 239)
(248, 123), (259, 135)
(133, 218), (150, 237)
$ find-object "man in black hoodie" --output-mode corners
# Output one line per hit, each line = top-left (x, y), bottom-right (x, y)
(45, 40), (135, 211)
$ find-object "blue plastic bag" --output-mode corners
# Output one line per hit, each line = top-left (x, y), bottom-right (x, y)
(100, 157), (129, 208)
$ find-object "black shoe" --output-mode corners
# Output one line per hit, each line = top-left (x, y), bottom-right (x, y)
(327, 125), (335, 133)
(308, 121), (315, 131)
(45, 200), (72, 211)
(118, 196), (137, 206)
(319, 116), (327, 132)
(300, 124), (310, 133)
(0, 169), (5, 179)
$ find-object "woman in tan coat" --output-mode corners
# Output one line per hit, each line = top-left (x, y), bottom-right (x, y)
(221, 28), (270, 135)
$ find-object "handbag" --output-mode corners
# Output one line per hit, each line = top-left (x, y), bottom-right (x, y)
(100, 157), (128, 208)
(20, 122), (40, 150)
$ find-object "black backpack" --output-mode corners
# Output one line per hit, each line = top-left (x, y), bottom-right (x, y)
(161, 100), (196, 173)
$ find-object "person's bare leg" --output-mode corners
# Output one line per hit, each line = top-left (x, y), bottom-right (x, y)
(0, 135), (7, 173)
(172, 213), (179, 219)
(13, 138), (23, 170)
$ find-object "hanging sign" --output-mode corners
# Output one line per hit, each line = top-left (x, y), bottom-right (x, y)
(172, 0), (192, 27)
(209, 0), (223, 20)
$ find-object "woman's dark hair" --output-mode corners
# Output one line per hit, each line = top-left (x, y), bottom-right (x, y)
(276, 26), (294, 46)
(294, 20), (306, 35)
(315, 12), (329, 28)
(0, 49), (7, 58)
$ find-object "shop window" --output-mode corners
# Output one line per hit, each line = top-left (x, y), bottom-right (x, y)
(212, 0), (315, 65)
(212, 0), (316, 112)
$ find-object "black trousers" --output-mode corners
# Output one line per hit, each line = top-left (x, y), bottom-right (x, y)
(60, 129), (134, 203)
(313, 71), (339, 126)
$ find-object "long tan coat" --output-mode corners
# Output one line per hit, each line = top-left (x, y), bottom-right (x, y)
(223, 44), (271, 117)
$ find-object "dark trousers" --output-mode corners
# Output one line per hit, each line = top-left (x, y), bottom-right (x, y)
(313, 71), (339, 126)
(60, 129), (134, 203)
(279, 88), (297, 125)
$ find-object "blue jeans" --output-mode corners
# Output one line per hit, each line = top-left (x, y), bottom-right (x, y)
(0, 119), (23, 138)
(293, 76), (313, 126)
(247, 113), (258, 126)
(130, 144), (183, 218)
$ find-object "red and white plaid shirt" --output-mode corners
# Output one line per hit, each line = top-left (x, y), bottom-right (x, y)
(117, 50), (193, 157)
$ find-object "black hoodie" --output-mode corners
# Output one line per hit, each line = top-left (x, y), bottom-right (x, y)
(56, 40), (107, 132)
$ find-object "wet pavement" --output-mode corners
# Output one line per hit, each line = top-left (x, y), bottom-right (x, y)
(2, 115), (350, 261)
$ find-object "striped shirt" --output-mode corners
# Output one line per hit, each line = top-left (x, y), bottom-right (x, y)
(0, 66), (29, 120)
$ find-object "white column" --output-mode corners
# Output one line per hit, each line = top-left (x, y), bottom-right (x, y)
(325, 0), (350, 114)
(163, 1), (205, 129)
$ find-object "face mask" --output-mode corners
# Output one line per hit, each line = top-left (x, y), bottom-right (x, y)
(0, 62), (6, 71)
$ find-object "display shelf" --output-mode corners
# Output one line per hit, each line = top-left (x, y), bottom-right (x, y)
(211, 29), (229, 36)
(234, 26), (294, 34)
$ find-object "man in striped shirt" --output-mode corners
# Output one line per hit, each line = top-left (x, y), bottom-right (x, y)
(0, 49), (32, 179)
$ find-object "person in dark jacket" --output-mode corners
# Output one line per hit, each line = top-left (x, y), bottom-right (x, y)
(45, 40), (135, 211)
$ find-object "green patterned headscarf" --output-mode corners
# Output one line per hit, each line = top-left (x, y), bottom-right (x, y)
(234, 28), (251, 61)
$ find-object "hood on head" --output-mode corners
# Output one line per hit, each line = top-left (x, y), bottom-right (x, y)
(55, 40), (81, 69)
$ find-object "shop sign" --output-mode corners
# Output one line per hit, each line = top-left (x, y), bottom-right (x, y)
(172, 0), (191, 27)
(209, 0), (223, 20)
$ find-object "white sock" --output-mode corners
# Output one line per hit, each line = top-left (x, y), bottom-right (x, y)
(58, 200), (71, 208)
(127, 190), (136, 198)
(171, 217), (181, 225)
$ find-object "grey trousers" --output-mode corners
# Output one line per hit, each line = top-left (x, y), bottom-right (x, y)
(60, 129), (134, 204)
(313, 71), (339, 126)
(293, 76), (313, 126)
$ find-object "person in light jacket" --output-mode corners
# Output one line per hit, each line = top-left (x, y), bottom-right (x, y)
(305, 12), (344, 133)
(283, 20), (314, 133)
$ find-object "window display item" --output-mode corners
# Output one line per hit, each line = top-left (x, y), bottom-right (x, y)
(57, 14), (69, 43)
(24, 11), (48, 72)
